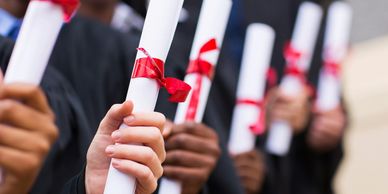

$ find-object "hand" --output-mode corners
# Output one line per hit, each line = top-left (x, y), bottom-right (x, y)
(307, 107), (346, 152)
(85, 101), (166, 194)
(232, 150), (265, 194)
(0, 84), (58, 194)
(266, 87), (311, 134)
(163, 122), (221, 194)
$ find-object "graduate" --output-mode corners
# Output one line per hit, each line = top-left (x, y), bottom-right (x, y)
(0, 1), (165, 194)
(0, 42), (58, 193)
(213, 0), (347, 194)
(0, 35), (166, 194)
(78, 0), (244, 194)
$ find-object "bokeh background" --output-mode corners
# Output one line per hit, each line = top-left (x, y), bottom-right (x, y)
(335, 0), (388, 193)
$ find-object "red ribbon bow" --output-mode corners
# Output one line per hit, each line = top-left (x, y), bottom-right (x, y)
(185, 38), (218, 121)
(283, 42), (306, 83)
(36, 0), (79, 22)
(132, 48), (191, 103)
(236, 99), (266, 135)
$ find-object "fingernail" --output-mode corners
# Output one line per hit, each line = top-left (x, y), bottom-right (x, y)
(111, 130), (121, 140)
(105, 145), (115, 155)
(124, 116), (135, 124)
(111, 158), (121, 168)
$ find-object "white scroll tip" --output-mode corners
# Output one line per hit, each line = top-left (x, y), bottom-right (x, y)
(247, 23), (275, 38)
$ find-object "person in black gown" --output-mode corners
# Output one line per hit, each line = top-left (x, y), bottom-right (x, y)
(0, 1), (167, 194)
(78, 0), (245, 194)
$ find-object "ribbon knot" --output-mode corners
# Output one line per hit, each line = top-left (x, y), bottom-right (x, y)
(36, 0), (80, 22)
(236, 99), (266, 135)
(185, 38), (218, 121)
(284, 42), (306, 83)
(132, 48), (191, 103)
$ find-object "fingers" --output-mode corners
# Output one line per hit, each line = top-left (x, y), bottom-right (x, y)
(163, 150), (215, 168)
(0, 100), (58, 143)
(0, 124), (52, 156)
(111, 159), (158, 193)
(111, 126), (165, 161)
(123, 112), (166, 131)
(162, 166), (208, 182)
(98, 101), (134, 135)
(106, 144), (163, 178)
(0, 84), (53, 116)
(165, 133), (220, 156)
(0, 146), (40, 177)
(170, 122), (218, 140)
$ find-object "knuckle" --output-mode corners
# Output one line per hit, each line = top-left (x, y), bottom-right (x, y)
(46, 123), (59, 143)
(159, 148), (166, 162)
(35, 140), (51, 155)
(155, 112), (166, 126)
(138, 167), (154, 182)
(168, 151), (181, 164)
(174, 134), (187, 148)
(143, 146), (155, 161)
(149, 127), (161, 142)
(0, 100), (16, 117)
(156, 165), (164, 178)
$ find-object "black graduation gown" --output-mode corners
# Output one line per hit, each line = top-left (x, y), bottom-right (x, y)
(0, 35), (92, 194)
(48, 15), (132, 132)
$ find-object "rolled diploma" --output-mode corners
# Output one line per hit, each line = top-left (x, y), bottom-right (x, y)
(228, 23), (275, 155)
(0, 1), (65, 184)
(266, 2), (323, 156)
(158, 0), (232, 193)
(103, 0), (184, 193)
(316, 2), (352, 111)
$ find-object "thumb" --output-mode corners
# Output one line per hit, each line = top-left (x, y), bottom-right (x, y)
(98, 100), (134, 135)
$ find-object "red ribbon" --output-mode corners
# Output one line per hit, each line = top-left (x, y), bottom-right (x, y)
(132, 48), (191, 103)
(283, 42), (306, 83)
(185, 38), (218, 121)
(266, 67), (278, 88)
(323, 59), (341, 77)
(236, 99), (266, 135)
(36, 0), (79, 22)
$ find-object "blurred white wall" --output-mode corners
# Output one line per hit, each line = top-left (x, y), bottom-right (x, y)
(334, 1), (388, 193)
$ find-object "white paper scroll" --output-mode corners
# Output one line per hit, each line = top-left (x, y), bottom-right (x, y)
(103, 0), (184, 194)
(0, 0), (72, 185)
(228, 23), (275, 155)
(316, 2), (352, 111)
(4, 1), (64, 85)
(266, 2), (323, 156)
(158, 0), (232, 193)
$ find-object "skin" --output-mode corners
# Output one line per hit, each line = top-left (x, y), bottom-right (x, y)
(163, 121), (221, 194)
(0, 0), (29, 18)
(85, 101), (166, 194)
(79, 0), (118, 24)
(232, 150), (265, 194)
(0, 84), (58, 194)
(307, 106), (346, 152)
(266, 86), (311, 134)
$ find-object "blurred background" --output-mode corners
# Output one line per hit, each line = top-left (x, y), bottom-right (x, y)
(336, 0), (388, 193)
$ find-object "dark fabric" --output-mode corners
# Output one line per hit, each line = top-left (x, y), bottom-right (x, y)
(60, 168), (86, 194)
(49, 15), (133, 132)
(0, 35), (92, 194)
